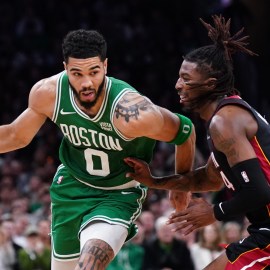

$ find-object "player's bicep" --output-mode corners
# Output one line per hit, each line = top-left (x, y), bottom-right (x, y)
(209, 116), (256, 166)
(113, 92), (165, 138)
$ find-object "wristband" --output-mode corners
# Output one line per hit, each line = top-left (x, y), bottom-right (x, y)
(168, 113), (192, 145)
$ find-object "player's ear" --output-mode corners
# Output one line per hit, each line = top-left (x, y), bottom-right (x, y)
(104, 58), (108, 74)
(63, 61), (67, 70)
(205, 78), (217, 90)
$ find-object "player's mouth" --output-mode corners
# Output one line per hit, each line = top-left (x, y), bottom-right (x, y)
(179, 94), (189, 104)
(81, 90), (96, 100)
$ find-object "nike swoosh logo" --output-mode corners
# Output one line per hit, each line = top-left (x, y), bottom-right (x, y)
(239, 238), (246, 244)
(121, 191), (134, 195)
(60, 109), (76, 115)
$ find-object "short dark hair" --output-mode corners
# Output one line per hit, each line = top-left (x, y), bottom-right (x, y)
(62, 29), (107, 63)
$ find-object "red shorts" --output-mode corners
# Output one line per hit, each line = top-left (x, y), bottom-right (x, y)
(224, 226), (270, 269)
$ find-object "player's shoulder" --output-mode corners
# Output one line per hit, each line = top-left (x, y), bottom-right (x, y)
(214, 104), (252, 126)
(31, 72), (62, 94)
(109, 76), (136, 90)
(210, 105), (250, 139)
(29, 72), (63, 118)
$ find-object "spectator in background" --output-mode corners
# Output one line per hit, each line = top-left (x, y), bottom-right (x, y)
(31, 185), (51, 223)
(37, 219), (51, 249)
(142, 216), (195, 270)
(138, 210), (156, 245)
(26, 174), (44, 213)
(190, 223), (223, 270)
(18, 225), (51, 270)
(0, 226), (16, 270)
(0, 186), (16, 214)
(221, 221), (242, 245)
(0, 218), (23, 270)
(10, 197), (30, 218)
(13, 214), (30, 248)
(175, 228), (197, 250)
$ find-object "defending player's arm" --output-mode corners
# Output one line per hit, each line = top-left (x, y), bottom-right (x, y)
(0, 78), (55, 153)
(210, 106), (270, 220)
(125, 155), (223, 192)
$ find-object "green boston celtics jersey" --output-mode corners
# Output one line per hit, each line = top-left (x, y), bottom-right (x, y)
(52, 72), (156, 188)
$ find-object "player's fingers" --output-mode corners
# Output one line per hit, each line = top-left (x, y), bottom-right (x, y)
(168, 210), (188, 220)
(123, 158), (135, 167)
(182, 224), (196, 235)
(171, 220), (192, 232)
(167, 216), (184, 224)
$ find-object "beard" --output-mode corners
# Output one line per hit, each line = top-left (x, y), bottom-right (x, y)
(69, 76), (106, 109)
(179, 84), (214, 112)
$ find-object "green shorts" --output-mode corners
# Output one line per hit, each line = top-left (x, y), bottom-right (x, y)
(50, 165), (147, 260)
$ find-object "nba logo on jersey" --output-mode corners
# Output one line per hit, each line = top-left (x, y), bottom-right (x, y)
(241, 171), (250, 182)
(57, 176), (63, 184)
(100, 122), (112, 131)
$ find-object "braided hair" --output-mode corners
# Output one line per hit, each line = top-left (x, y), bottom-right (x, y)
(184, 15), (257, 107)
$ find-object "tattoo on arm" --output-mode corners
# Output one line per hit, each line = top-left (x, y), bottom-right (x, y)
(115, 93), (153, 122)
(152, 169), (209, 192)
(151, 156), (223, 192)
(210, 125), (239, 162)
(76, 239), (114, 270)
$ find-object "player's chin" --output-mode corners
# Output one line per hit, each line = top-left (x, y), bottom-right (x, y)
(181, 104), (193, 113)
(82, 96), (96, 103)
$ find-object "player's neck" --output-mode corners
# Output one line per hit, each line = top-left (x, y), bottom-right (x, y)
(198, 100), (219, 121)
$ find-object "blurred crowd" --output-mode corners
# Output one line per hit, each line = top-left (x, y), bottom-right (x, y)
(0, 0), (269, 269)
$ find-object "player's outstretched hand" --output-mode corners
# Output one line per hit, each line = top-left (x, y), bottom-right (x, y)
(167, 197), (216, 235)
(124, 157), (156, 188)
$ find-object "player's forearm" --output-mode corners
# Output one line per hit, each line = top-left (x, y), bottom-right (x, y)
(152, 166), (216, 192)
(0, 132), (24, 153)
(0, 108), (46, 153)
(175, 127), (196, 173)
(214, 158), (270, 221)
(0, 126), (26, 152)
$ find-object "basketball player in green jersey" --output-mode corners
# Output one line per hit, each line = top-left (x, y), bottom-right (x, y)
(0, 29), (195, 270)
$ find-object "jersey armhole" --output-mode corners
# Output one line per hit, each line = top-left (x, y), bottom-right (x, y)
(110, 89), (137, 141)
(52, 71), (66, 122)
